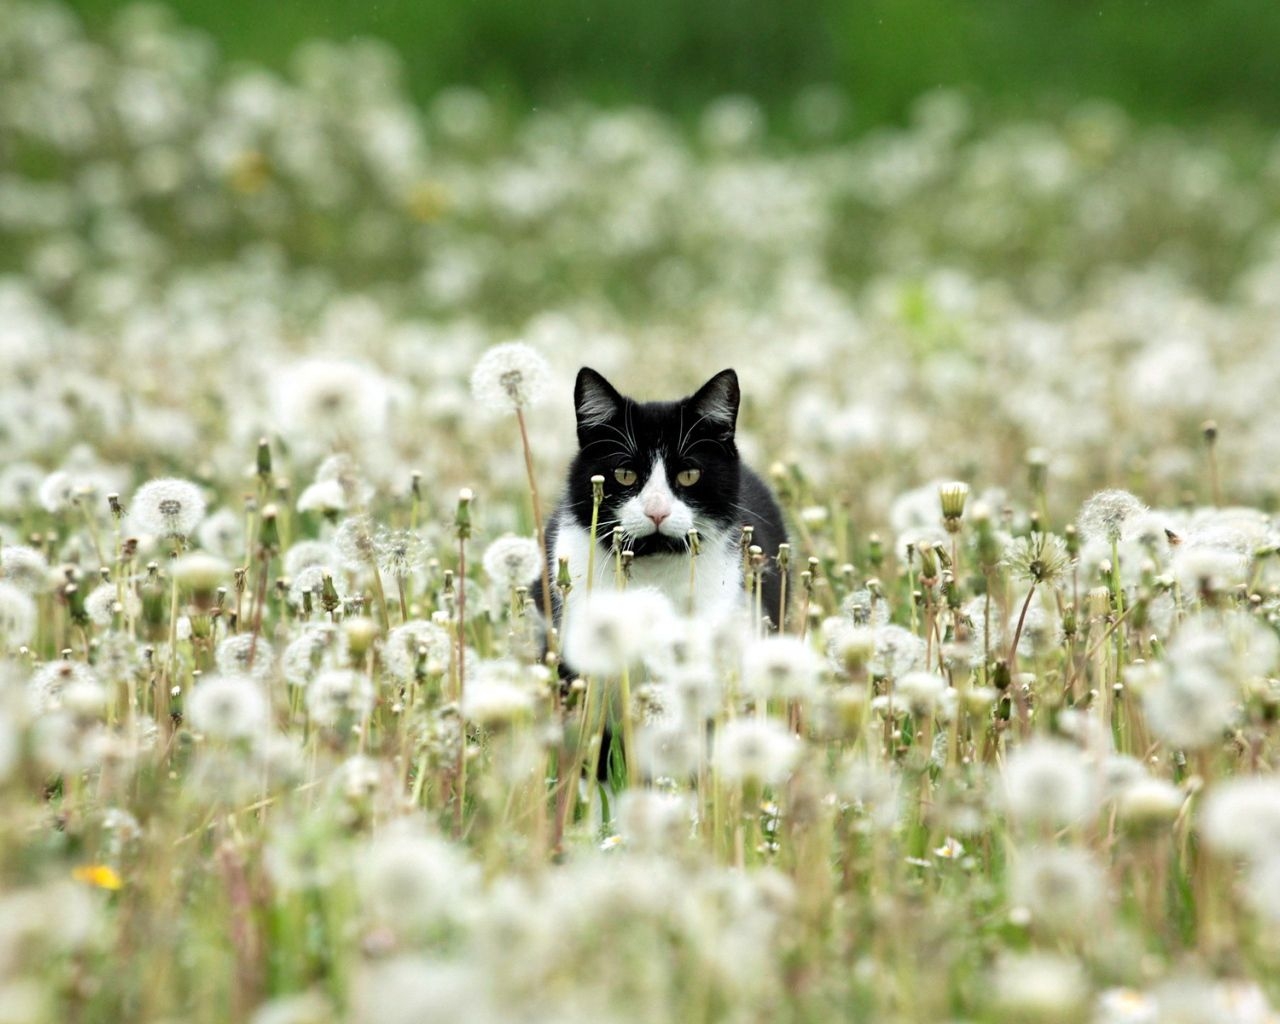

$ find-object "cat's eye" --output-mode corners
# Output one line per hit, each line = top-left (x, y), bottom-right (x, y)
(614, 467), (638, 486)
(677, 468), (702, 487)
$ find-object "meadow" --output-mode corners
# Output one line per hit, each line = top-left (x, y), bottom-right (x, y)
(3, 3), (1280, 1022)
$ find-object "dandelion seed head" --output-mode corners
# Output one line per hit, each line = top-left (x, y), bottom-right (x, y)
(130, 477), (206, 539)
(28, 660), (100, 714)
(306, 668), (374, 727)
(374, 527), (429, 579)
(713, 717), (800, 785)
(470, 340), (552, 412)
(1116, 777), (1184, 830)
(1010, 846), (1107, 936)
(282, 622), (348, 687)
(274, 357), (392, 444)
(283, 540), (340, 578)
(0, 461), (44, 511)
(990, 952), (1087, 1019)
(287, 565), (348, 611)
(185, 673), (271, 741)
(334, 514), (378, 570)
(616, 790), (692, 852)
(563, 588), (675, 677)
(741, 635), (824, 701)
(1002, 531), (1073, 585)
(84, 582), (140, 627)
(0, 582), (37, 646)
(216, 633), (274, 681)
(196, 507), (245, 561)
(1199, 776), (1280, 861)
(481, 534), (542, 590)
(358, 824), (478, 932)
(633, 718), (703, 779)
(171, 552), (232, 593)
(382, 619), (452, 682)
(1003, 738), (1095, 829)
(869, 624), (926, 680)
(0, 545), (50, 594)
(296, 478), (347, 516)
(1078, 489), (1147, 545)
(461, 660), (538, 726)
(895, 670), (949, 714)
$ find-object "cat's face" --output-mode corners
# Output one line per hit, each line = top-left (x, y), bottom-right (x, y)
(563, 368), (743, 557)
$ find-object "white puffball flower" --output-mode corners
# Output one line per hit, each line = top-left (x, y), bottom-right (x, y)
(0, 544), (50, 594)
(1141, 658), (1238, 751)
(895, 670), (949, 715)
(382, 619), (452, 682)
(713, 717), (800, 786)
(461, 660), (539, 727)
(284, 540), (341, 578)
(615, 790), (693, 852)
(741, 635), (825, 701)
(185, 674), (271, 741)
(130, 477), (207, 539)
(1002, 738), (1096, 830)
(990, 952), (1087, 1020)
(273, 357), (392, 443)
(563, 587), (676, 676)
(1077, 488), (1147, 545)
(358, 825), (479, 932)
(481, 534), (543, 590)
(1010, 846), (1108, 936)
(296, 478), (348, 516)
(216, 633), (274, 681)
(27, 661), (100, 714)
(470, 340), (552, 412)
(84, 582), (140, 627)
(1199, 776), (1280, 862)
(306, 668), (375, 727)
(0, 582), (37, 646)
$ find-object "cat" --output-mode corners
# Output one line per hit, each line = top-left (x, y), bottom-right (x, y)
(544, 367), (788, 663)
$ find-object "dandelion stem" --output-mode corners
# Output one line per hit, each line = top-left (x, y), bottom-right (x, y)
(515, 406), (557, 656)
(1007, 581), (1037, 736)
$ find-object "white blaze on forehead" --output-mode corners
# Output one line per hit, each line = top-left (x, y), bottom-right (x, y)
(639, 456), (673, 519)
(618, 455), (695, 539)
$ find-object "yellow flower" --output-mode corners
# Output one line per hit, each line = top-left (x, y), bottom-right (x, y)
(72, 864), (122, 890)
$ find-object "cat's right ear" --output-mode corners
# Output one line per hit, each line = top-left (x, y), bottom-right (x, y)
(574, 367), (623, 442)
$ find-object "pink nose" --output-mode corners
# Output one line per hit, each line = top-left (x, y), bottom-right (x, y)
(648, 510), (669, 527)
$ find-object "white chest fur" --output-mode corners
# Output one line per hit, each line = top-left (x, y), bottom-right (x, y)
(552, 514), (744, 629)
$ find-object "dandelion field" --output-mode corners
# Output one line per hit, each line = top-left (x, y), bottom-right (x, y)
(5, 4), (1280, 1023)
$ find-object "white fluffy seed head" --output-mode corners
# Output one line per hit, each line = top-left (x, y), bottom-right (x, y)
(713, 717), (800, 786)
(185, 674), (271, 741)
(1199, 776), (1280, 861)
(1010, 846), (1108, 936)
(470, 340), (552, 412)
(1077, 488), (1147, 545)
(0, 582), (37, 646)
(1002, 739), (1095, 830)
(563, 588), (675, 677)
(306, 668), (374, 727)
(130, 477), (207, 538)
(740, 635), (824, 701)
(383, 620), (452, 682)
(83, 582), (140, 627)
(481, 534), (543, 590)
(0, 544), (50, 594)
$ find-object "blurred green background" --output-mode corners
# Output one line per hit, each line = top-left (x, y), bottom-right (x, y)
(67, 0), (1280, 128)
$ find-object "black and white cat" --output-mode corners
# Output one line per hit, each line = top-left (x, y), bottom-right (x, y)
(545, 367), (788, 653)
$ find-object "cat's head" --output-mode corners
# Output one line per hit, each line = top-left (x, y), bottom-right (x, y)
(564, 368), (742, 556)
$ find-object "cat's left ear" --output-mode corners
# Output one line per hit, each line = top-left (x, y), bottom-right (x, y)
(688, 369), (740, 439)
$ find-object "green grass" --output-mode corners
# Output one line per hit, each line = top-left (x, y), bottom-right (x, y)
(66, 0), (1280, 128)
